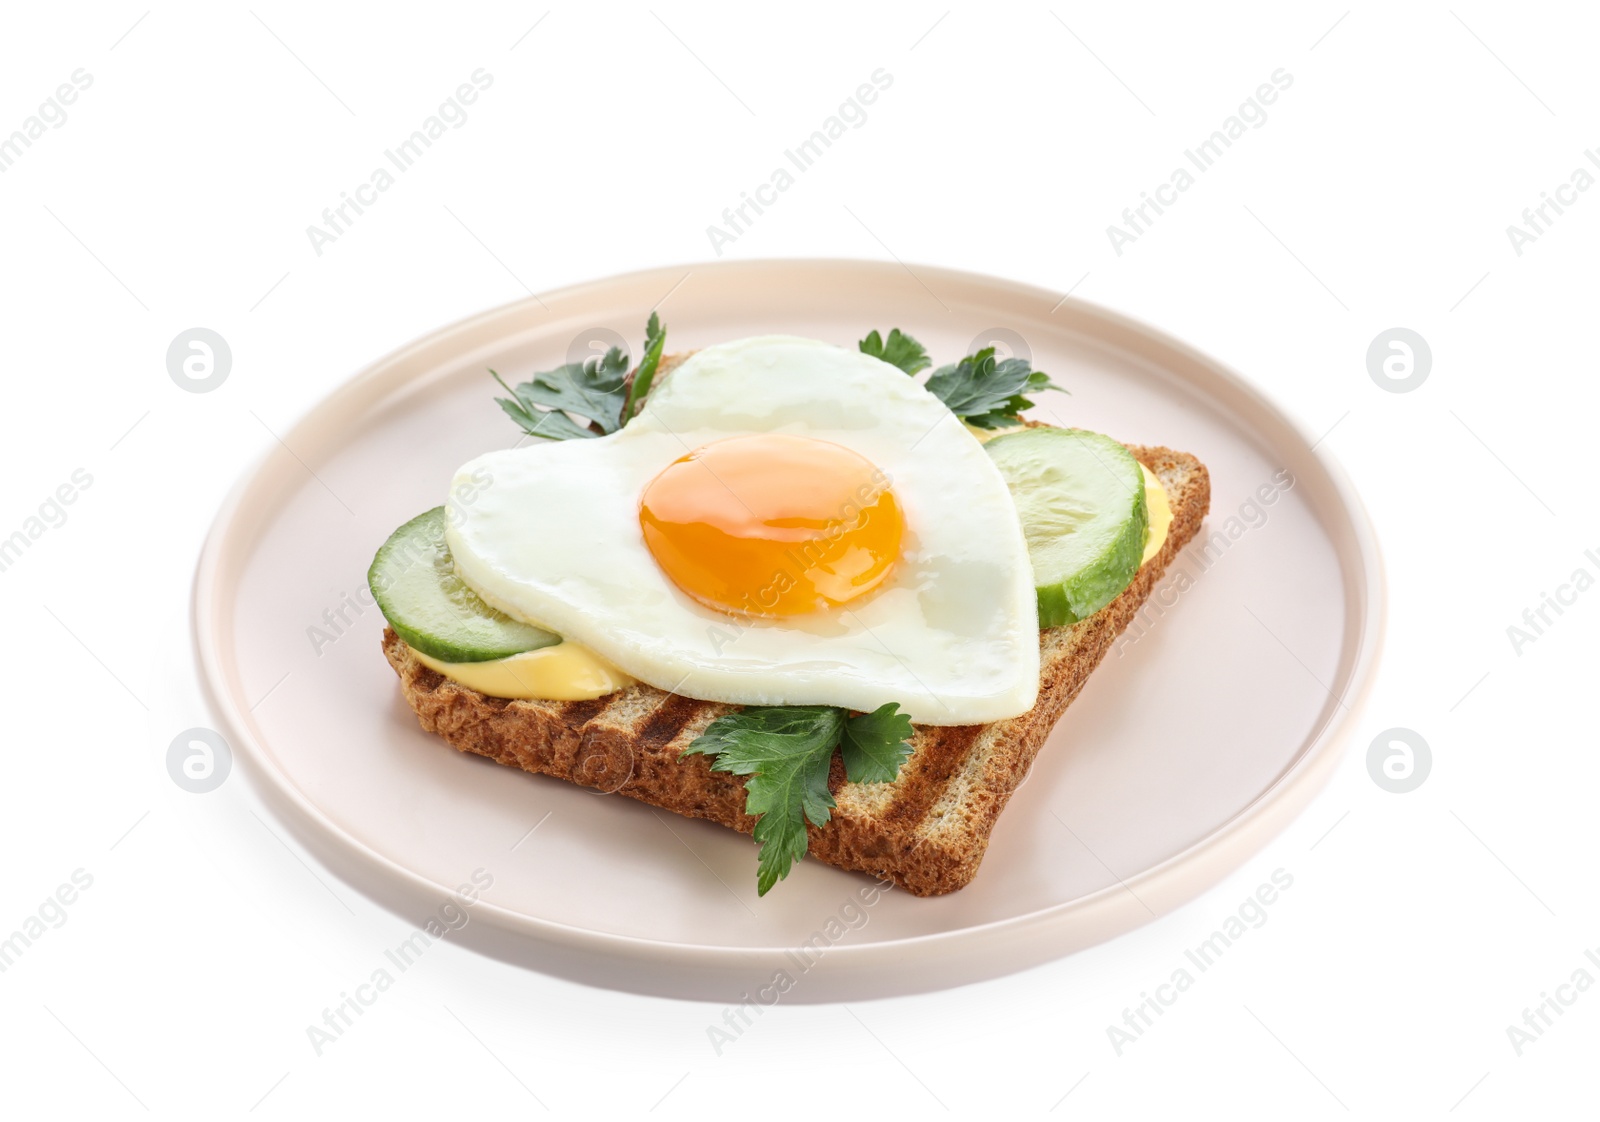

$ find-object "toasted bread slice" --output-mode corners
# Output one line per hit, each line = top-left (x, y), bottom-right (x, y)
(381, 438), (1209, 896)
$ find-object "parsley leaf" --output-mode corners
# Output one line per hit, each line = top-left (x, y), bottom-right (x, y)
(622, 312), (666, 423)
(840, 703), (915, 784)
(492, 349), (629, 440)
(492, 381), (601, 441)
(924, 347), (1070, 428)
(492, 315), (667, 440)
(860, 330), (1069, 426)
(684, 707), (844, 895)
(683, 702), (917, 894)
(859, 328), (931, 375)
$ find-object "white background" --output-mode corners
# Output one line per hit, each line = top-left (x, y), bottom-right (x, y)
(1, 2), (1595, 1117)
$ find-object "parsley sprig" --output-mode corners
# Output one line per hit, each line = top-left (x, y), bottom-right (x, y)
(926, 346), (1070, 429)
(858, 327), (930, 375)
(859, 329), (1068, 428)
(683, 703), (914, 895)
(493, 314), (667, 440)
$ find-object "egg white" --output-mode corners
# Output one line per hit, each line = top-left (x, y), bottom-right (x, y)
(445, 335), (1039, 725)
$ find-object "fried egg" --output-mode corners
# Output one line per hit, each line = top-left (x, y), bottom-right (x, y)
(445, 335), (1039, 724)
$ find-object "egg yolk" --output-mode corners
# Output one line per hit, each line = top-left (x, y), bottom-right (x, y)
(639, 434), (905, 617)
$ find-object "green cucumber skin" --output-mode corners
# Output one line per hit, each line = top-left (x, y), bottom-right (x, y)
(1034, 477), (1146, 626)
(985, 427), (1149, 629)
(368, 507), (559, 663)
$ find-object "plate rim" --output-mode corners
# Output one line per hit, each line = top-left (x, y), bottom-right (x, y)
(193, 257), (1385, 983)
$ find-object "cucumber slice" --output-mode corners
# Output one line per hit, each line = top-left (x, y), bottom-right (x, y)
(368, 507), (559, 662)
(985, 427), (1149, 628)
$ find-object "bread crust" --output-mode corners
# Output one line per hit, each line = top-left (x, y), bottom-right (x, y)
(382, 443), (1209, 896)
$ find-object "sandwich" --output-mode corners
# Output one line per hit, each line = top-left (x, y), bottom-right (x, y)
(371, 319), (1210, 896)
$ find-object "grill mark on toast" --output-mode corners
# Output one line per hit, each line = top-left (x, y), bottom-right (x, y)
(880, 724), (984, 827)
(638, 692), (708, 750)
(553, 697), (608, 730)
(827, 751), (847, 795)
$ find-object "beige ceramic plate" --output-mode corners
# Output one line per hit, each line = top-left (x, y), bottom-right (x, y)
(195, 260), (1383, 1001)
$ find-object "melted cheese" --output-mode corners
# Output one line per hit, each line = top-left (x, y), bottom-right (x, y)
(1140, 464), (1173, 565)
(408, 642), (633, 701)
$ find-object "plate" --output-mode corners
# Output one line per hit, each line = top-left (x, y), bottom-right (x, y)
(194, 260), (1383, 1001)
